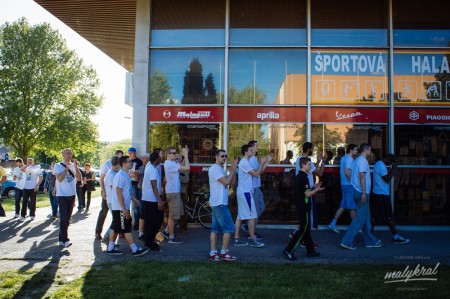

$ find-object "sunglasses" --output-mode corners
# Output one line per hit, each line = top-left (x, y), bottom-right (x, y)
(220, 155), (228, 158)
(169, 152), (177, 155)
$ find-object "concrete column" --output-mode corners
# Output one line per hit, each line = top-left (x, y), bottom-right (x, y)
(132, 0), (150, 154)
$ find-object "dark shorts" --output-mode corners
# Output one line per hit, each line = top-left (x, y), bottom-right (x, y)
(370, 193), (394, 223)
(140, 200), (156, 220)
(112, 210), (132, 234)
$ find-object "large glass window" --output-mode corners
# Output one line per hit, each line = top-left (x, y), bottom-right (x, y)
(311, 124), (388, 163)
(394, 172), (450, 225)
(230, 0), (306, 46)
(393, 0), (450, 47)
(149, 50), (225, 105)
(228, 123), (305, 162)
(229, 49), (307, 105)
(311, 49), (389, 105)
(311, 0), (388, 47)
(151, 0), (225, 47)
(395, 125), (450, 165)
(394, 50), (450, 105)
(148, 123), (223, 163)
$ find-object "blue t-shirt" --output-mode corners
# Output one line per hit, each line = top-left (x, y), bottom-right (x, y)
(351, 156), (371, 194)
(339, 154), (353, 186)
(372, 160), (389, 195)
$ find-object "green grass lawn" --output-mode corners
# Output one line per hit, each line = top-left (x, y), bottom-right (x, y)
(1, 190), (101, 212)
(0, 261), (448, 299)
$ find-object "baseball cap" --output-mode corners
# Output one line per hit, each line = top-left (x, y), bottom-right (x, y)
(128, 147), (136, 153)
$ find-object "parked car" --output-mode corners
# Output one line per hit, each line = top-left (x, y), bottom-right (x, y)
(1, 179), (16, 198)
(1, 171), (47, 198)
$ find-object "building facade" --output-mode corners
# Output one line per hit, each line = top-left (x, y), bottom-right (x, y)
(38, 0), (450, 225)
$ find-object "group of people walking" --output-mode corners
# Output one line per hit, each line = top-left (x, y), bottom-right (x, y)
(2, 140), (409, 262)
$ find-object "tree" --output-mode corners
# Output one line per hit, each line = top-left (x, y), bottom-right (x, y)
(204, 73), (217, 104)
(149, 69), (175, 104)
(0, 18), (102, 159)
(228, 85), (266, 104)
(182, 58), (205, 104)
(181, 57), (218, 104)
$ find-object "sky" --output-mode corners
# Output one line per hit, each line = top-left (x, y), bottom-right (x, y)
(0, 0), (132, 142)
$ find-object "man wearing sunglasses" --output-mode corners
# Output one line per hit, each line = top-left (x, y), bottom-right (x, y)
(162, 145), (190, 244)
(208, 150), (239, 261)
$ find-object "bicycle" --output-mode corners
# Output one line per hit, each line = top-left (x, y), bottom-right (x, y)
(184, 192), (212, 229)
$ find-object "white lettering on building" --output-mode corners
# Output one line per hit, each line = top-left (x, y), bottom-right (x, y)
(177, 111), (211, 119)
(412, 56), (449, 74)
(315, 54), (386, 74)
(202, 167), (210, 172)
(257, 111), (280, 120)
(426, 114), (450, 121)
(336, 110), (363, 120)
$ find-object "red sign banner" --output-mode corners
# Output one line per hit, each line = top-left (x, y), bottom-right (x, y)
(311, 107), (388, 123)
(149, 107), (223, 122)
(395, 108), (450, 124)
(228, 107), (306, 123)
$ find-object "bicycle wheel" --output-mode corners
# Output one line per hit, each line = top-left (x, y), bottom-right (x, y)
(197, 201), (212, 229)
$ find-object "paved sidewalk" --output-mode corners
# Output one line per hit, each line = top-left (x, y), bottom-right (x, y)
(1, 197), (449, 284)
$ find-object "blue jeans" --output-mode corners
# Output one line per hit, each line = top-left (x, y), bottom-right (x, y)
(341, 190), (379, 247)
(211, 205), (235, 234)
(48, 188), (58, 217)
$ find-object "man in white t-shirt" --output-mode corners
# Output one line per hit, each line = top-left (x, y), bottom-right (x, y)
(341, 143), (381, 250)
(234, 144), (271, 248)
(19, 158), (43, 221)
(328, 144), (358, 233)
(100, 156), (121, 243)
(106, 155), (148, 257)
(141, 152), (164, 251)
(95, 150), (123, 240)
(208, 149), (239, 262)
(241, 140), (266, 240)
(370, 154), (409, 244)
(162, 146), (190, 244)
(54, 148), (82, 248)
(13, 158), (26, 218)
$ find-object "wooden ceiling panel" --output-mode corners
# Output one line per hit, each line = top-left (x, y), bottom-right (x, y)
(34, 0), (136, 71)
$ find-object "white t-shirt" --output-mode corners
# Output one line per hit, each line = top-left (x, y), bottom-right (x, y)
(372, 160), (389, 195)
(164, 160), (180, 193)
(111, 170), (132, 211)
(23, 165), (43, 190)
(13, 167), (26, 190)
(105, 168), (119, 204)
(208, 164), (228, 206)
(54, 162), (77, 196)
(351, 155), (371, 194)
(249, 156), (261, 188)
(142, 163), (161, 202)
(295, 155), (316, 187)
(100, 159), (112, 175)
(340, 154), (353, 186)
(237, 158), (253, 193)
